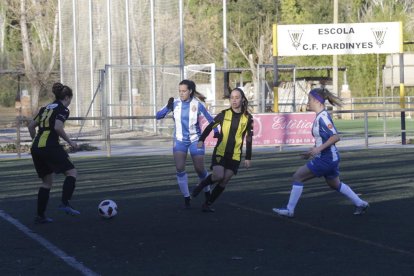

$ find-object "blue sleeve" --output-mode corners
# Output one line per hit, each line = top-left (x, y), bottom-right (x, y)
(319, 117), (336, 140)
(156, 106), (170, 120)
(198, 102), (219, 135)
(198, 103), (213, 122)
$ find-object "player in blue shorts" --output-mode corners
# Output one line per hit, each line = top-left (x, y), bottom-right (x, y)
(272, 88), (369, 217)
(156, 80), (217, 208)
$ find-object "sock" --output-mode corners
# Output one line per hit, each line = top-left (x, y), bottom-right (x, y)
(204, 191), (211, 202)
(287, 181), (304, 212)
(176, 171), (190, 197)
(192, 174), (216, 197)
(208, 184), (225, 204)
(338, 182), (364, 206)
(62, 176), (76, 205)
(198, 170), (211, 193)
(201, 174), (214, 187)
(37, 187), (50, 217)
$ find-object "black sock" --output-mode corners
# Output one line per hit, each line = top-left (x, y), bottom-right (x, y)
(62, 176), (76, 205)
(192, 174), (215, 197)
(201, 174), (214, 186)
(204, 191), (211, 202)
(37, 187), (50, 217)
(208, 185), (225, 204)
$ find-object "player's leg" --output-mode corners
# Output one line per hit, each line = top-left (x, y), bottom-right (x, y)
(46, 147), (80, 216)
(273, 163), (315, 217)
(59, 167), (81, 215)
(190, 142), (211, 201)
(62, 168), (77, 205)
(204, 168), (233, 208)
(31, 149), (53, 223)
(326, 176), (369, 215)
(202, 158), (237, 212)
(191, 153), (225, 197)
(174, 141), (191, 207)
(35, 173), (54, 223)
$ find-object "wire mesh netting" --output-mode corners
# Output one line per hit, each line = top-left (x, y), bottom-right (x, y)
(59, 0), (181, 122)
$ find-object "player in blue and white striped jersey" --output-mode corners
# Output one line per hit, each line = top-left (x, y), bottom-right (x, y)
(156, 79), (217, 209)
(273, 88), (369, 217)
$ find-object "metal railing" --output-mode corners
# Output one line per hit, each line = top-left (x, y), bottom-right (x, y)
(1, 108), (413, 158)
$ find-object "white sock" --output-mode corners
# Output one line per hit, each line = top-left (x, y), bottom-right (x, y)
(176, 171), (190, 197)
(287, 182), (303, 211)
(339, 182), (364, 206)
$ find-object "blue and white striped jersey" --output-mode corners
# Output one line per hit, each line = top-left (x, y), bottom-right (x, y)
(312, 110), (340, 161)
(156, 97), (215, 143)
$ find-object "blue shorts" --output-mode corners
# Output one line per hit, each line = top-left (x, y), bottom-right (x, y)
(306, 157), (340, 179)
(173, 139), (205, 156)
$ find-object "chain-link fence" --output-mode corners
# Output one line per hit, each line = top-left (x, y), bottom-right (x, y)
(59, 0), (182, 119)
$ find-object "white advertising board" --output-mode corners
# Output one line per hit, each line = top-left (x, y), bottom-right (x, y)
(277, 22), (401, 56)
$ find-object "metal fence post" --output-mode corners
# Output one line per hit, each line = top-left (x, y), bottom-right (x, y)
(16, 116), (21, 159)
(100, 68), (111, 157)
(364, 112), (369, 148)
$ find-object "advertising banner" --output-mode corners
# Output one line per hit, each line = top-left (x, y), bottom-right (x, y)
(277, 22), (401, 56)
(202, 113), (316, 147)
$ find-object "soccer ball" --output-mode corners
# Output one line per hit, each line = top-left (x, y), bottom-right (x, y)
(98, 199), (118, 219)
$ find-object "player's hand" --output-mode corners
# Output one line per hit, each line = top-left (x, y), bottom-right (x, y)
(213, 132), (220, 139)
(300, 152), (311, 160)
(309, 146), (321, 157)
(244, 159), (251, 169)
(301, 147), (319, 159)
(69, 141), (79, 151)
(167, 97), (174, 111)
(197, 141), (204, 148)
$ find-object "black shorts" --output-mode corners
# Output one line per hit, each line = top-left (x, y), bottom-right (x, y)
(210, 154), (241, 175)
(31, 146), (75, 178)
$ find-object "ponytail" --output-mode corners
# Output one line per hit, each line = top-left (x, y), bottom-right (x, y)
(309, 88), (343, 107)
(52, 82), (73, 101)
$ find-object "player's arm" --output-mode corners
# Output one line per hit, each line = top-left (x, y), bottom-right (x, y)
(198, 113), (222, 147)
(156, 97), (174, 120)
(244, 115), (253, 168)
(316, 134), (340, 152)
(27, 120), (39, 139)
(309, 118), (340, 156)
(28, 109), (42, 139)
(55, 119), (78, 149)
(198, 102), (219, 137)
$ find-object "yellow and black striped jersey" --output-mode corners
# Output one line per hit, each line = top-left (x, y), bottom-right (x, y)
(31, 101), (70, 148)
(200, 108), (253, 161)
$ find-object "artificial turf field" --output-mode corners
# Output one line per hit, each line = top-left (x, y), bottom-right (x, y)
(1, 148), (414, 276)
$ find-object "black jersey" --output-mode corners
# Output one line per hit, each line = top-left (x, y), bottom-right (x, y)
(31, 101), (70, 148)
(200, 108), (253, 161)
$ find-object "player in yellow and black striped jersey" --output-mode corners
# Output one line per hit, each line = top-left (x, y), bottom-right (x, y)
(28, 83), (80, 224)
(191, 87), (253, 212)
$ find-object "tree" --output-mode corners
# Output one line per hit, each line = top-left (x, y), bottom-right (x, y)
(5, 0), (59, 114)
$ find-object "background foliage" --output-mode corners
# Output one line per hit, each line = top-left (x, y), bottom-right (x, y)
(1, 0), (414, 108)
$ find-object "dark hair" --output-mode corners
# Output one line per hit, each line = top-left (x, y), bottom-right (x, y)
(179, 79), (206, 102)
(231, 87), (250, 115)
(310, 87), (343, 107)
(52, 82), (73, 100)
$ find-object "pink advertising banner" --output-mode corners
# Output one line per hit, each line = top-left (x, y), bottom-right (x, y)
(202, 113), (316, 147)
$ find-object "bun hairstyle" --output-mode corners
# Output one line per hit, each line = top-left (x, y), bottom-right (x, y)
(232, 87), (250, 115)
(309, 87), (343, 107)
(179, 79), (206, 102)
(52, 82), (73, 101)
